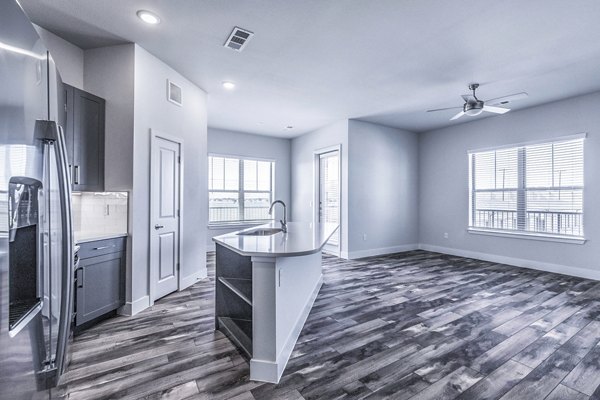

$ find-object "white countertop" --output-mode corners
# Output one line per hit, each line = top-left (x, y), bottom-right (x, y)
(74, 231), (128, 244)
(212, 222), (339, 257)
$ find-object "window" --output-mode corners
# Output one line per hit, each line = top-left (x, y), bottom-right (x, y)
(469, 135), (584, 239)
(208, 155), (274, 225)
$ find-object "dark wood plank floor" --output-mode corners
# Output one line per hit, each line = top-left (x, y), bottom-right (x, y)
(60, 251), (600, 400)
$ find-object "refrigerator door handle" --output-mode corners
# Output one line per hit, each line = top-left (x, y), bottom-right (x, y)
(52, 122), (74, 377)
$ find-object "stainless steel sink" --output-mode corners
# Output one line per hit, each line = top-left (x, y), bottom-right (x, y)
(237, 228), (283, 236)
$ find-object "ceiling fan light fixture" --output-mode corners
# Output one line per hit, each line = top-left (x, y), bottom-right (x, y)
(464, 100), (484, 116)
(465, 108), (483, 116)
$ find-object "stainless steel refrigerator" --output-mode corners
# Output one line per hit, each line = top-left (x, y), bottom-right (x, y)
(0, 0), (74, 399)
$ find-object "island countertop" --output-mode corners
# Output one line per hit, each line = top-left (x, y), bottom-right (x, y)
(212, 222), (339, 257)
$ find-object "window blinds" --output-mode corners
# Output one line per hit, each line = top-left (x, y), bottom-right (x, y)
(469, 136), (584, 238)
(208, 155), (274, 223)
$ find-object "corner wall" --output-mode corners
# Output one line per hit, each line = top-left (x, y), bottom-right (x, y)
(132, 45), (208, 310)
(348, 120), (419, 258)
(418, 91), (600, 279)
(291, 120), (350, 256)
(84, 44), (135, 192)
(291, 119), (420, 259)
(207, 128), (292, 249)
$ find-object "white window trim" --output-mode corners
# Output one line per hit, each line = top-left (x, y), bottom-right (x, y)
(468, 134), (586, 241)
(468, 228), (586, 245)
(467, 132), (587, 154)
(208, 154), (276, 226)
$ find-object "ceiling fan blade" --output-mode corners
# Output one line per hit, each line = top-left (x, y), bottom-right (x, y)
(485, 92), (528, 106)
(450, 111), (465, 121)
(483, 105), (510, 114)
(427, 106), (462, 112)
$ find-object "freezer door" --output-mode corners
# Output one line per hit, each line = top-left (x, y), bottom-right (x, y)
(0, 0), (51, 397)
(1, 1), (72, 398)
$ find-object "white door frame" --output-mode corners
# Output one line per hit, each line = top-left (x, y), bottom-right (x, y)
(149, 129), (184, 306)
(313, 144), (342, 257)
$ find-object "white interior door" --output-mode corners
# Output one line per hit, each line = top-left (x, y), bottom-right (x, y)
(151, 134), (181, 301)
(319, 150), (340, 253)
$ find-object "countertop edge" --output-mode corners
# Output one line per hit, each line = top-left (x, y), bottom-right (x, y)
(74, 232), (128, 244)
(213, 224), (339, 258)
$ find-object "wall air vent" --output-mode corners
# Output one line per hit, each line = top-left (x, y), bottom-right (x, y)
(224, 27), (254, 51)
(167, 80), (182, 106)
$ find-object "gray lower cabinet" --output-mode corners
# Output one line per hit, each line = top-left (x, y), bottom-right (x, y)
(75, 237), (126, 327)
(64, 84), (105, 192)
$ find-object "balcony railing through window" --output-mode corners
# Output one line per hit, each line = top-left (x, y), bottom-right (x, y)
(473, 209), (583, 237)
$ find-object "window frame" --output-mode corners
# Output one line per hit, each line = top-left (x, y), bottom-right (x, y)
(208, 153), (276, 227)
(467, 133), (586, 243)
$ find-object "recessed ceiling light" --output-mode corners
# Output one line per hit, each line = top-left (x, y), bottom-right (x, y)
(137, 10), (160, 25)
(222, 81), (236, 90)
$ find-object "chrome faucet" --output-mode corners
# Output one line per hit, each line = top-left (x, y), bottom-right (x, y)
(268, 200), (287, 233)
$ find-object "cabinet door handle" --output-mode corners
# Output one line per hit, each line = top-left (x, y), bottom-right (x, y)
(75, 267), (84, 288)
(93, 246), (111, 250)
(74, 165), (80, 185)
(154, 224), (164, 230)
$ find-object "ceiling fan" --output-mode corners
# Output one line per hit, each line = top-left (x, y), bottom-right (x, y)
(427, 83), (528, 121)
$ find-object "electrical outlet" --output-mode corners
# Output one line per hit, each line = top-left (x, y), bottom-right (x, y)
(363, 233), (367, 241)
(443, 232), (449, 239)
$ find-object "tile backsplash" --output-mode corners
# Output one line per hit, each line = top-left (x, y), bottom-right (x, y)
(71, 192), (128, 234)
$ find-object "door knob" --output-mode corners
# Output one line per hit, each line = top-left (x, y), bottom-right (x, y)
(154, 224), (164, 230)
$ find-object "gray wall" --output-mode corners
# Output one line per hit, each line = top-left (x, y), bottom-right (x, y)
(291, 120), (349, 256)
(207, 127), (291, 248)
(348, 120), (419, 258)
(33, 24), (84, 88)
(419, 91), (600, 279)
(84, 45), (135, 192)
(132, 45), (208, 308)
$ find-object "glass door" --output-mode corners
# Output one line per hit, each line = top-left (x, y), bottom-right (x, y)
(318, 150), (340, 252)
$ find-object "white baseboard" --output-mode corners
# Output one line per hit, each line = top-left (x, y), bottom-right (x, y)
(347, 244), (419, 260)
(180, 269), (207, 290)
(250, 275), (324, 383)
(418, 243), (600, 281)
(249, 359), (280, 384)
(119, 295), (150, 316)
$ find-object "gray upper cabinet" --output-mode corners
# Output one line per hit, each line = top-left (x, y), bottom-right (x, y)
(64, 84), (105, 192)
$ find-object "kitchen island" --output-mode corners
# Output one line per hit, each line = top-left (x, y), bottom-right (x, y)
(212, 221), (338, 383)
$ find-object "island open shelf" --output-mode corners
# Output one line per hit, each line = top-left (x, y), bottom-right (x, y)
(218, 277), (252, 306)
(217, 316), (252, 357)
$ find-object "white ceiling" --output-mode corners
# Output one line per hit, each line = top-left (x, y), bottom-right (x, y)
(19, 0), (600, 138)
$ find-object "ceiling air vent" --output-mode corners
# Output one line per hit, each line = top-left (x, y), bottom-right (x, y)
(224, 27), (254, 51)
